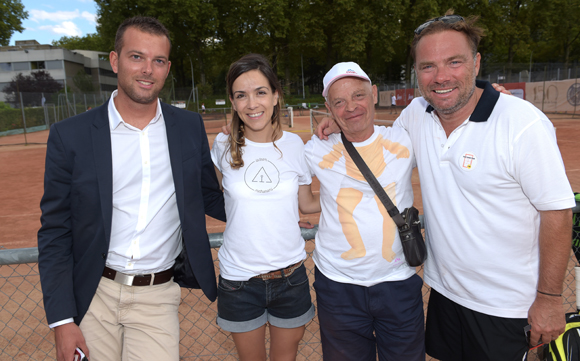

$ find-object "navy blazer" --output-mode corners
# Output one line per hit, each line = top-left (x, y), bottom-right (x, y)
(38, 101), (226, 325)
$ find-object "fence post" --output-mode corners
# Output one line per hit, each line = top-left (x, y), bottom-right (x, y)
(574, 66), (578, 118)
(42, 92), (49, 128)
(44, 105), (49, 128)
(19, 92), (28, 145)
(309, 109), (313, 135)
(542, 66), (547, 112)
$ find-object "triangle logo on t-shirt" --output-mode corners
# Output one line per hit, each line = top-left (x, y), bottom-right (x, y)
(252, 167), (272, 183)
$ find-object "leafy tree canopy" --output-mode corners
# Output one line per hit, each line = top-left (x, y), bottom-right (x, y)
(73, 70), (96, 92)
(88, 0), (580, 94)
(52, 33), (109, 52)
(0, 0), (28, 46)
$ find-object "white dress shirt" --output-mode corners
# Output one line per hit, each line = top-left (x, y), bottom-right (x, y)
(106, 90), (181, 274)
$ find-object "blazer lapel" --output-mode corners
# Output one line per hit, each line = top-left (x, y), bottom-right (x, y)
(163, 103), (185, 224)
(91, 102), (113, 243)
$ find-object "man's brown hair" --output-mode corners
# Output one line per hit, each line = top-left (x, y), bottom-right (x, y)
(114, 16), (171, 54)
(411, 9), (485, 63)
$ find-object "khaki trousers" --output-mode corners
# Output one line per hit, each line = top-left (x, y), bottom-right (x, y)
(79, 276), (182, 361)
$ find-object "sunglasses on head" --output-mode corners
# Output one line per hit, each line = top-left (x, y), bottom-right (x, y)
(414, 15), (465, 35)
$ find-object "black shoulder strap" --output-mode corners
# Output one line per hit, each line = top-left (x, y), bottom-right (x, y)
(340, 132), (406, 228)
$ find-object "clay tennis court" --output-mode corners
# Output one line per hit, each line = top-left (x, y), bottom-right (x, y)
(2, 109), (578, 249)
(1, 108), (579, 360)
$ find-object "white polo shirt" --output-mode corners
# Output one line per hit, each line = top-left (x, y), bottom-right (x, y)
(395, 81), (575, 318)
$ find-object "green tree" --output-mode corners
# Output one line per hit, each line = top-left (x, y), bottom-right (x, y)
(73, 70), (96, 92)
(95, 0), (220, 90)
(0, 0), (28, 46)
(480, 0), (535, 65)
(88, 0), (579, 97)
(52, 33), (109, 52)
(531, 0), (580, 69)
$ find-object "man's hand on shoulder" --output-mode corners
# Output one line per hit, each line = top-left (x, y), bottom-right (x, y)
(491, 83), (512, 96)
(221, 123), (232, 135)
(55, 323), (89, 361)
(527, 293), (565, 347)
(314, 117), (341, 140)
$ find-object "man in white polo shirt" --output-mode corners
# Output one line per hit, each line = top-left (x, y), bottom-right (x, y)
(316, 12), (575, 361)
(401, 12), (574, 360)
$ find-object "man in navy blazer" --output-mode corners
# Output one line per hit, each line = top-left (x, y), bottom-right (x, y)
(38, 16), (225, 361)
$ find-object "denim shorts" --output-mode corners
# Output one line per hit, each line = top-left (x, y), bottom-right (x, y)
(217, 263), (315, 333)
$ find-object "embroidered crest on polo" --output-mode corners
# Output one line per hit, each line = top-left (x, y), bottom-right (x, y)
(460, 152), (477, 171)
(244, 158), (280, 193)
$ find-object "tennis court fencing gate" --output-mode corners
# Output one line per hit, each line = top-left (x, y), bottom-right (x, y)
(2, 206), (580, 360)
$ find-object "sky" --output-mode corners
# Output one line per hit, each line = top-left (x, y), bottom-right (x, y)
(9, 0), (98, 46)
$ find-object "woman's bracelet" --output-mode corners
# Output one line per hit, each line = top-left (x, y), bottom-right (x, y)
(537, 289), (562, 297)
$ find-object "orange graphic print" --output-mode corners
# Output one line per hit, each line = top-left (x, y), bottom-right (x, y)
(319, 135), (410, 261)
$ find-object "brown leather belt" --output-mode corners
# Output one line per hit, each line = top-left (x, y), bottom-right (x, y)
(102, 266), (173, 286)
(252, 260), (304, 280)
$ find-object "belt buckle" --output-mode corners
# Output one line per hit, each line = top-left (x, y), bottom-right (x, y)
(114, 272), (135, 286)
(259, 273), (273, 280)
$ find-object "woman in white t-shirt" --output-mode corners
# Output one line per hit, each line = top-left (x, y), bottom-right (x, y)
(210, 53), (320, 361)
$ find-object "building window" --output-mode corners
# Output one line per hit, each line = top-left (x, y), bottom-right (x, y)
(99, 68), (117, 78)
(0, 63), (12, 72)
(45, 60), (63, 70)
(31, 61), (46, 70)
(13, 62), (30, 71)
(84, 67), (92, 75)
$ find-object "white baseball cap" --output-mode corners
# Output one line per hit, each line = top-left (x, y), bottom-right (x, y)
(322, 62), (371, 98)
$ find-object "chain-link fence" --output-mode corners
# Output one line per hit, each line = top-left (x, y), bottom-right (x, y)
(2, 207), (580, 361)
(0, 92), (112, 138)
(4, 239), (324, 360)
(0, 93), (296, 143)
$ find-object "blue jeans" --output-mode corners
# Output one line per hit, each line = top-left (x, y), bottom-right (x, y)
(314, 268), (425, 361)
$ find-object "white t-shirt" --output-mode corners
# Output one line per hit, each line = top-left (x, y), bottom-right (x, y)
(395, 80), (575, 318)
(305, 126), (416, 286)
(211, 131), (311, 280)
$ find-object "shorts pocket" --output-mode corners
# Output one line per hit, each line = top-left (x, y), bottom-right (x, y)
(285, 264), (309, 287)
(218, 276), (244, 292)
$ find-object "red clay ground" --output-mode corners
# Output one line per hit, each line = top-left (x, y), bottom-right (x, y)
(1, 109), (577, 249)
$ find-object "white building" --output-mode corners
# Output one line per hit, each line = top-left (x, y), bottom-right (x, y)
(0, 40), (117, 102)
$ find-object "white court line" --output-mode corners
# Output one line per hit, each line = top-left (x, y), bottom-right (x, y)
(567, 169), (580, 172)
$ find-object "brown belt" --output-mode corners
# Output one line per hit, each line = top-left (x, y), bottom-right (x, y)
(102, 266), (173, 286)
(252, 260), (304, 280)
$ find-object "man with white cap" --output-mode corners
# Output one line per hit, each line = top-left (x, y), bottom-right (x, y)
(304, 62), (424, 360)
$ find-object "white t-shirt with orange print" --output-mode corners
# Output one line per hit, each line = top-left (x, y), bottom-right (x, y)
(305, 125), (417, 286)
